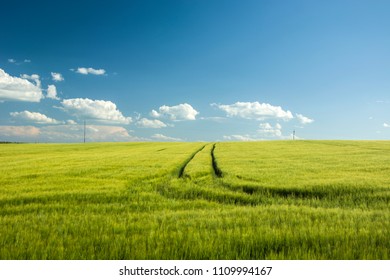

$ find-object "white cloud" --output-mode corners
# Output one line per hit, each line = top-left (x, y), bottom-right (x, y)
(47, 85), (60, 100)
(0, 69), (43, 102)
(51, 72), (64, 82)
(10, 111), (61, 124)
(296, 113), (314, 124)
(8, 58), (30, 65)
(150, 110), (161, 118)
(60, 98), (132, 124)
(199, 116), (227, 123)
(384, 123), (390, 128)
(75, 67), (106, 75)
(151, 103), (199, 120)
(223, 134), (257, 141)
(67, 120), (77, 125)
(258, 122), (283, 137)
(213, 101), (293, 121)
(223, 123), (288, 141)
(20, 74), (41, 88)
(151, 133), (182, 141)
(134, 112), (141, 121)
(137, 118), (167, 128)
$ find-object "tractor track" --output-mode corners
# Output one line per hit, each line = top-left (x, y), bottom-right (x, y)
(211, 143), (223, 178)
(178, 143), (223, 179)
(178, 144), (206, 178)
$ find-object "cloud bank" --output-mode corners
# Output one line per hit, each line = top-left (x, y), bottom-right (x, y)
(151, 133), (182, 141)
(0, 125), (140, 142)
(0, 126), (40, 138)
(223, 134), (257, 141)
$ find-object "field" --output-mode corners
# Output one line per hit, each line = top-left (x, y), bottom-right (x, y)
(0, 141), (389, 259)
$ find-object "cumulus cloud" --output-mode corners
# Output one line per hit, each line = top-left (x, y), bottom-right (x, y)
(75, 67), (106, 75)
(51, 72), (64, 82)
(151, 103), (199, 120)
(47, 85), (60, 100)
(8, 59), (16, 63)
(151, 133), (182, 141)
(0, 69), (43, 102)
(66, 120), (77, 125)
(137, 118), (167, 128)
(150, 110), (161, 118)
(258, 123), (282, 137)
(10, 111), (61, 124)
(296, 113), (314, 124)
(384, 123), (390, 128)
(20, 74), (41, 88)
(213, 101), (293, 121)
(60, 98), (132, 124)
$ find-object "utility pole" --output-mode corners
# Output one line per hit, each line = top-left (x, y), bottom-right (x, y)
(293, 130), (295, 140)
(83, 120), (86, 143)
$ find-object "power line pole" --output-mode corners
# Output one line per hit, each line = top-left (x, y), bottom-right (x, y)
(293, 130), (295, 140)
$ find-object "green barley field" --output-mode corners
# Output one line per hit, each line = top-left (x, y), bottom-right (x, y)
(0, 141), (389, 259)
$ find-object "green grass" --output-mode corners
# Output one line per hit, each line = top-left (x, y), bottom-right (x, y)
(0, 141), (389, 259)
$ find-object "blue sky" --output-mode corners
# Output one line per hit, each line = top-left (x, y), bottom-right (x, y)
(1, 0), (390, 142)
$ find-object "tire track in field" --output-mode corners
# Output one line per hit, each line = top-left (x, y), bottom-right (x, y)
(178, 143), (223, 179)
(178, 144), (206, 178)
(211, 143), (223, 178)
